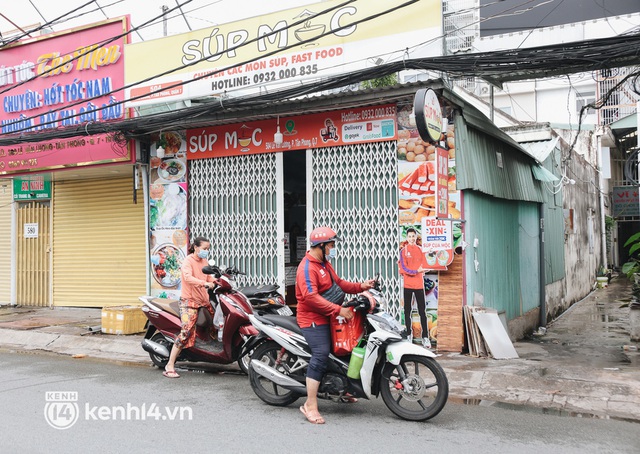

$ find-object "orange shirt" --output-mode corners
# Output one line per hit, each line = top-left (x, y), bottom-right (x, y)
(180, 254), (215, 306)
(399, 244), (427, 289)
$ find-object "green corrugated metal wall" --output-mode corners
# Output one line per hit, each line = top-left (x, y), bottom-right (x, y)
(465, 192), (541, 320)
(454, 114), (544, 203)
(541, 147), (565, 284)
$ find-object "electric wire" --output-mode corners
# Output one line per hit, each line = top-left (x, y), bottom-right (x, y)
(0, 0), (98, 49)
(0, 0), (195, 95)
(1, 1), (639, 143)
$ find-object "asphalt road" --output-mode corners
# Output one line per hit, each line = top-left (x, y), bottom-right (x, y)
(0, 351), (638, 454)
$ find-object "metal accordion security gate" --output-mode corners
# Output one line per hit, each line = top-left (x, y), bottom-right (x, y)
(310, 141), (401, 319)
(189, 154), (281, 287)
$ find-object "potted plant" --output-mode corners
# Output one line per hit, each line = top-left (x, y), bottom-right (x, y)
(596, 265), (609, 288)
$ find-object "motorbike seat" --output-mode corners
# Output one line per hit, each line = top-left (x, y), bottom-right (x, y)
(260, 314), (303, 335)
(239, 284), (279, 298)
(151, 298), (180, 317)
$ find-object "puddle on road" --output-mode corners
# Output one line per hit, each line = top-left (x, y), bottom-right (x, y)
(448, 397), (639, 424)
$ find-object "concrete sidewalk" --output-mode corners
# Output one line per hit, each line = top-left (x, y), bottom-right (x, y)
(1, 278), (639, 422)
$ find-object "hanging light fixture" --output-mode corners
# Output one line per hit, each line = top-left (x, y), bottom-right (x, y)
(156, 145), (165, 158)
(274, 115), (283, 145)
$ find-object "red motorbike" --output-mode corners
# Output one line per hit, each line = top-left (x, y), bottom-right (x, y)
(140, 265), (263, 374)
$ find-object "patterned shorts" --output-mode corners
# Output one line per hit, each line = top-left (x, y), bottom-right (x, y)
(175, 299), (214, 349)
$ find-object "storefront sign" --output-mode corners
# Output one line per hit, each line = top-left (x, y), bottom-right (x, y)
(421, 217), (454, 271)
(436, 147), (448, 218)
(187, 104), (396, 158)
(414, 88), (442, 142)
(612, 186), (640, 217)
(0, 18), (130, 174)
(0, 133), (133, 176)
(13, 175), (51, 200)
(124, 0), (442, 106)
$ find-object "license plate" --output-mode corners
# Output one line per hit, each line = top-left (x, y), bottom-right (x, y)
(276, 306), (293, 316)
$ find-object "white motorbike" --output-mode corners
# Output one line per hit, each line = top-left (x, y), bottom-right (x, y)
(246, 282), (449, 421)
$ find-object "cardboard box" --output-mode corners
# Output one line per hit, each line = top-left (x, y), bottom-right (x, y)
(101, 305), (147, 335)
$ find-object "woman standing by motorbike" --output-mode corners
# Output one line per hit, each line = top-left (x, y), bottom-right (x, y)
(296, 227), (375, 423)
(164, 236), (219, 378)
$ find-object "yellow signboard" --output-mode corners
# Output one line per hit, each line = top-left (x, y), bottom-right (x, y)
(125, 0), (442, 106)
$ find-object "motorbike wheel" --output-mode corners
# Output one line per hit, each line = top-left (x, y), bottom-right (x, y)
(248, 341), (301, 407)
(149, 333), (172, 369)
(380, 355), (448, 421)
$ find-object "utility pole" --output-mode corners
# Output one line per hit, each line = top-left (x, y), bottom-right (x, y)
(162, 5), (169, 37)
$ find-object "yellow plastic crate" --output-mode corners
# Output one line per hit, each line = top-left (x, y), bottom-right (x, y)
(101, 305), (147, 335)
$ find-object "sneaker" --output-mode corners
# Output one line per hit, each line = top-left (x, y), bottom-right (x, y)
(422, 337), (432, 349)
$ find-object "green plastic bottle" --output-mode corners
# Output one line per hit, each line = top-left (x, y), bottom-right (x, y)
(347, 345), (366, 379)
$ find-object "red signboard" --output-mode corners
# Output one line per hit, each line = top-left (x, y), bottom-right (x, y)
(0, 18), (131, 176)
(0, 134), (132, 177)
(186, 104), (397, 159)
(435, 147), (449, 218)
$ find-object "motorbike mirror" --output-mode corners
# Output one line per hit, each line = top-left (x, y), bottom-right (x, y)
(373, 273), (381, 291)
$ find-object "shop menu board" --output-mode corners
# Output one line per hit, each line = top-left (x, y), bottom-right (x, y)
(148, 131), (189, 299)
(397, 102), (461, 344)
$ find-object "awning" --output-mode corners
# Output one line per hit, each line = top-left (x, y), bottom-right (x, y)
(532, 164), (559, 182)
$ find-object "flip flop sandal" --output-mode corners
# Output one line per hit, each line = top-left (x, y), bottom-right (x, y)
(163, 370), (180, 378)
(300, 405), (325, 424)
(339, 395), (358, 403)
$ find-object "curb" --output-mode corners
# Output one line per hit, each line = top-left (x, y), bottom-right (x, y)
(2, 327), (639, 422)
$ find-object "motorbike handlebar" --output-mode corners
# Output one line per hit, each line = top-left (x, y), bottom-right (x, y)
(202, 264), (246, 276)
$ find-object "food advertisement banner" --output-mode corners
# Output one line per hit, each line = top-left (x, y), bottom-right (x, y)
(397, 98), (461, 346)
(124, 0), (442, 106)
(0, 18), (130, 176)
(187, 104), (396, 158)
(149, 131), (189, 299)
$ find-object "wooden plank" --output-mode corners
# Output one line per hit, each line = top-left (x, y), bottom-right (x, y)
(435, 254), (464, 352)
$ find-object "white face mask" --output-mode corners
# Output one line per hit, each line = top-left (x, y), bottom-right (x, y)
(197, 249), (209, 259)
(327, 247), (337, 259)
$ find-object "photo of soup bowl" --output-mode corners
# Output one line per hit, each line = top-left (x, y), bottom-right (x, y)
(426, 252), (437, 266)
(436, 250), (450, 266)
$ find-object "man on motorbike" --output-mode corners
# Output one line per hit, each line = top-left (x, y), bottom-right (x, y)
(164, 236), (219, 378)
(295, 226), (375, 424)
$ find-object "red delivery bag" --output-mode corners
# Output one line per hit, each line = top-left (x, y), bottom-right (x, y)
(330, 310), (365, 356)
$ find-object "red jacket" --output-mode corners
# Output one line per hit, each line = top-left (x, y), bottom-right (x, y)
(295, 252), (363, 328)
(399, 244), (427, 289)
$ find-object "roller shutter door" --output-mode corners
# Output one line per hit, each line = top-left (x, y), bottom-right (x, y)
(0, 182), (11, 304)
(52, 177), (146, 307)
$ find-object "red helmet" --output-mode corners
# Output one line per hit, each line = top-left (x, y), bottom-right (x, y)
(309, 226), (340, 247)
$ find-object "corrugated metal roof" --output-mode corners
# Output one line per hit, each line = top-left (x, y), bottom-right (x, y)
(520, 137), (560, 163)
(455, 113), (544, 203)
